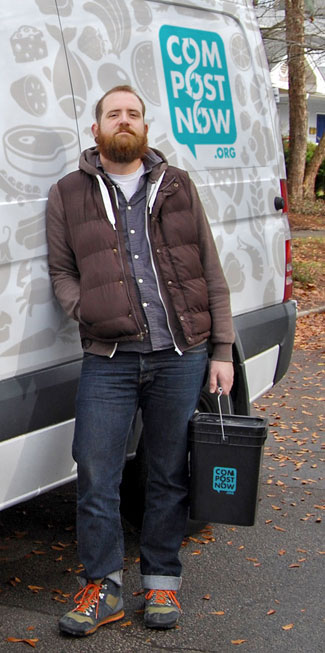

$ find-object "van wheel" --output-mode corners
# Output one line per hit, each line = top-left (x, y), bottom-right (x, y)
(120, 438), (206, 536)
(120, 389), (233, 533)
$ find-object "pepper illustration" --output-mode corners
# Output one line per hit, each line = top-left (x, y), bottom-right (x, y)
(46, 24), (92, 118)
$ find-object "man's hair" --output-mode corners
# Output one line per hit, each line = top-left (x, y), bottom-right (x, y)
(95, 85), (146, 123)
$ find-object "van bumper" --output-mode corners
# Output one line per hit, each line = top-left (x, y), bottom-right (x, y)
(232, 299), (297, 411)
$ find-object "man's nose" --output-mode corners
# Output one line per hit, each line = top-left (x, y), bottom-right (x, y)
(118, 113), (130, 125)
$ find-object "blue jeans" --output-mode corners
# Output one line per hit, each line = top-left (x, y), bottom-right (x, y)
(72, 345), (208, 590)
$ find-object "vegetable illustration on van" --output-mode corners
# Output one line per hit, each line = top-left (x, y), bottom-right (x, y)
(0, 0), (296, 514)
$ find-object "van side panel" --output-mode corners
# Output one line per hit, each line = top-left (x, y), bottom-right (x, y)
(0, 0), (295, 509)
(0, 0), (82, 384)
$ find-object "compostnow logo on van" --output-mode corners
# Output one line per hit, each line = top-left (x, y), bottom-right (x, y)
(159, 25), (236, 158)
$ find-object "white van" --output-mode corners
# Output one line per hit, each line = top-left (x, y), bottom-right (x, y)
(0, 0), (296, 511)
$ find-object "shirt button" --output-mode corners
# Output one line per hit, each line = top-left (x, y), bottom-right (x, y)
(143, 302), (148, 307)
(134, 254), (139, 259)
(119, 280), (124, 285)
(130, 229), (135, 234)
(179, 315), (184, 321)
(127, 205), (132, 211)
(167, 280), (173, 286)
(138, 278), (143, 284)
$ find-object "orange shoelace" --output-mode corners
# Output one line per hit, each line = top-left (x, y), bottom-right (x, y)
(145, 589), (181, 610)
(72, 583), (101, 618)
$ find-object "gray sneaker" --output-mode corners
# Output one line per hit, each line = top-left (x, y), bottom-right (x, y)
(144, 589), (181, 629)
(59, 578), (124, 637)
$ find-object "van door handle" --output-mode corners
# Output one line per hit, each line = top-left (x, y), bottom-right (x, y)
(274, 196), (285, 211)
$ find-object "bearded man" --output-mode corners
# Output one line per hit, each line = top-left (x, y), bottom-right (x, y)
(46, 85), (234, 637)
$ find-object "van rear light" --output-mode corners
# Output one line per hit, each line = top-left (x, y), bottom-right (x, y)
(283, 238), (293, 301)
(280, 178), (289, 213)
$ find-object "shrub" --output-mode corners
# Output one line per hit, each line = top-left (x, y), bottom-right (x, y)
(282, 138), (325, 199)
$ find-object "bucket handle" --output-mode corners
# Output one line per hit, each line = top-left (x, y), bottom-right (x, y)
(217, 387), (228, 442)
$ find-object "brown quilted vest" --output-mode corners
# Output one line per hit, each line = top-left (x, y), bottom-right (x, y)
(57, 165), (211, 349)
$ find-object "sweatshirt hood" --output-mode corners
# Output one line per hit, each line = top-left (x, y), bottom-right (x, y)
(79, 146), (168, 182)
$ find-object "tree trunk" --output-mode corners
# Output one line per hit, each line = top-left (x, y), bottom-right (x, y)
(285, 0), (307, 204)
(303, 132), (325, 200)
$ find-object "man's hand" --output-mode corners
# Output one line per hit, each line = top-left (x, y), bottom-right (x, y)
(209, 360), (234, 395)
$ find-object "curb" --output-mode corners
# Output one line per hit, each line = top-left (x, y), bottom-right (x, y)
(297, 305), (325, 317)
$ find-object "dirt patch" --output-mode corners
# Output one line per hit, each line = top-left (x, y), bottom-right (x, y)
(289, 212), (324, 231)
(288, 200), (325, 231)
(292, 236), (325, 312)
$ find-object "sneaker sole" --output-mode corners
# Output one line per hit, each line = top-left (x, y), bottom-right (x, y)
(145, 621), (178, 630)
(144, 616), (179, 630)
(59, 609), (125, 637)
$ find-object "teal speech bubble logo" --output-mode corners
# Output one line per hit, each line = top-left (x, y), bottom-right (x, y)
(213, 466), (237, 494)
(159, 25), (237, 157)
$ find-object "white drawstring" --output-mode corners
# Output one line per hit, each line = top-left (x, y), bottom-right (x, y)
(147, 171), (165, 214)
(96, 174), (116, 230)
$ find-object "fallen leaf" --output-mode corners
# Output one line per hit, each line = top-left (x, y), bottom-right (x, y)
(8, 577), (22, 587)
(282, 623), (294, 630)
(120, 620), (132, 628)
(210, 610), (225, 615)
(231, 639), (247, 645)
(278, 549), (286, 556)
(52, 595), (68, 603)
(267, 609), (276, 615)
(202, 594), (211, 600)
(27, 586), (44, 593)
(191, 550), (201, 555)
(6, 638), (39, 648)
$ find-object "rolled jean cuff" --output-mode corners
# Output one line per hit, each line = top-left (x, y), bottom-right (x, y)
(141, 575), (182, 591)
(106, 569), (123, 587)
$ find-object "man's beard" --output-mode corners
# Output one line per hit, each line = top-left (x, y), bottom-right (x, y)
(96, 126), (148, 163)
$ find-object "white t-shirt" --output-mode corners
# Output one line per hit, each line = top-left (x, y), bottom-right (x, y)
(108, 163), (145, 201)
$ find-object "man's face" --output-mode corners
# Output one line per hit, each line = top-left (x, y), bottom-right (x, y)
(92, 91), (148, 164)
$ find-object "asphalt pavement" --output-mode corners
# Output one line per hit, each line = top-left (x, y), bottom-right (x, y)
(0, 347), (324, 653)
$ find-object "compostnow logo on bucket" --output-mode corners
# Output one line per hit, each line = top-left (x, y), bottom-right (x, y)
(213, 466), (237, 494)
(159, 25), (236, 158)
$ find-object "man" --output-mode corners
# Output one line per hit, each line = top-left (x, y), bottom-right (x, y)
(46, 85), (234, 637)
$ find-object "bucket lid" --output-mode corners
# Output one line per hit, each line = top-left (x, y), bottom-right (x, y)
(189, 412), (268, 436)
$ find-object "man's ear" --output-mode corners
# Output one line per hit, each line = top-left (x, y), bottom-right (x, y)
(91, 123), (99, 142)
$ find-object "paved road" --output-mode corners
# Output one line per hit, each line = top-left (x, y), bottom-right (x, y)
(0, 348), (324, 652)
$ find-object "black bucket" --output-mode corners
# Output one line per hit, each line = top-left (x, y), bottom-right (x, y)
(189, 412), (268, 526)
